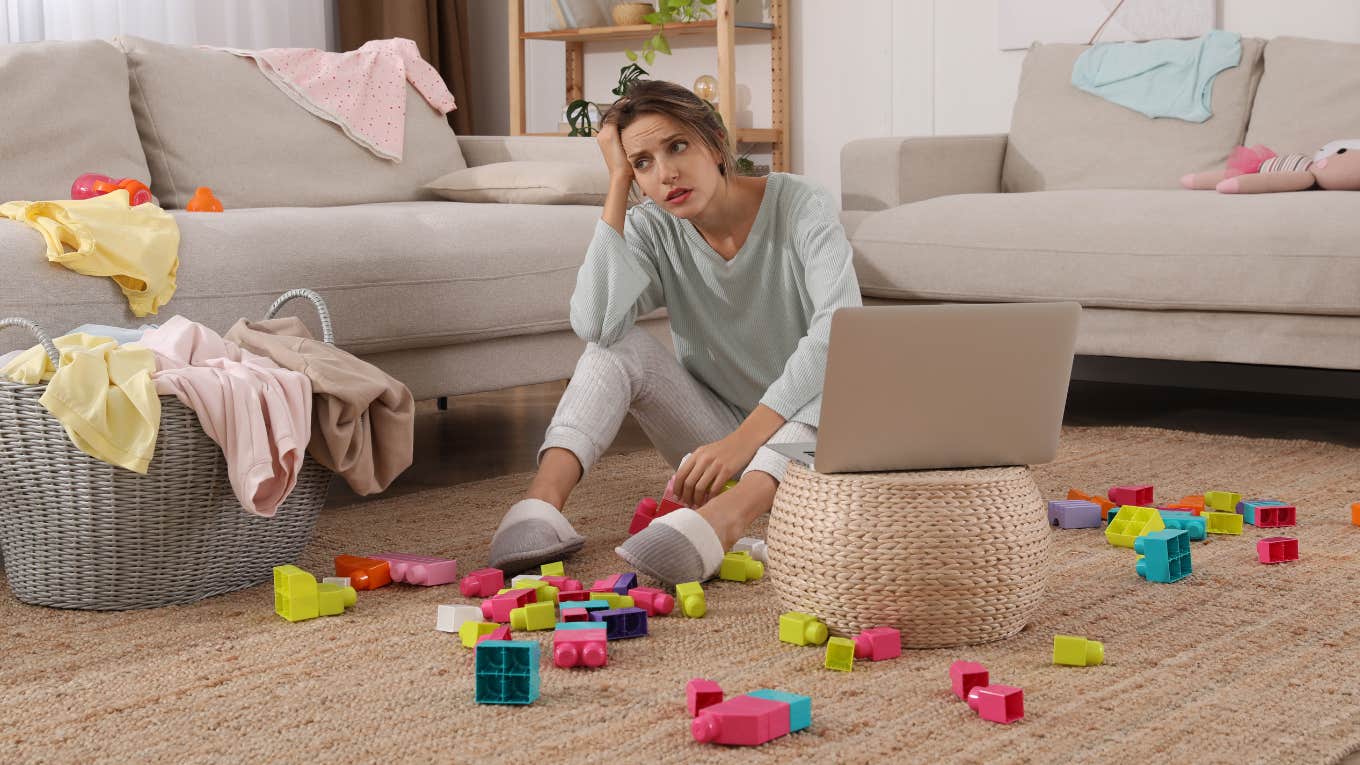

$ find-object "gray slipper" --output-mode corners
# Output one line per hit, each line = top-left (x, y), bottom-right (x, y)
(614, 507), (724, 587)
(488, 499), (586, 576)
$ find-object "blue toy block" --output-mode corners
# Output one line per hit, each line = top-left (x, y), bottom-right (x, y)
(574, 599), (613, 613)
(1157, 510), (1206, 541)
(1134, 529), (1192, 583)
(555, 621), (606, 631)
(748, 689), (812, 733)
(590, 607), (649, 639)
(1047, 500), (1102, 529)
(474, 640), (540, 705)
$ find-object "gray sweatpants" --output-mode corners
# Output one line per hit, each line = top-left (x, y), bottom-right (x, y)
(538, 327), (817, 483)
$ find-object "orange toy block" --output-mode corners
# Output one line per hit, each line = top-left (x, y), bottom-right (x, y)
(1351, 502), (1360, 527)
(334, 555), (392, 590)
(1068, 488), (1117, 519)
(186, 186), (224, 212)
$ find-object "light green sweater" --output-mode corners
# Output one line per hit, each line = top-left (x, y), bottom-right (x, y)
(569, 172), (863, 428)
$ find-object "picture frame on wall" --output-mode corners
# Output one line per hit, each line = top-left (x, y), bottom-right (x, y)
(997, 0), (1217, 50)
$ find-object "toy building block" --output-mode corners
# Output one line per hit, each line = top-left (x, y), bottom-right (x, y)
(1204, 511), (1244, 535)
(1257, 536), (1299, 564)
(540, 561), (565, 577)
(1052, 635), (1104, 666)
(322, 576), (350, 588)
(436, 604), (483, 633)
(691, 694), (792, 746)
(540, 575), (582, 592)
(560, 606), (588, 622)
(687, 679), (724, 716)
(1204, 490), (1243, 512)
(510, 601), (557, 631)
(628, 586), (676, 617)
(334, 555), (392, 590)
(510, 574), (543, 589)
(1160, 502), (1202, 515)
(553, 628), (609, 668)
(1352, 502), (1360, 526)
(1070, 489), (1119, 519)
(459, 567), (504, 598)
(1105, 505), (1166, 548)
(676, 582), (707, 618)
(591, 607), (649, 640)
(585, 592), (633, 610)
(718, 551), (765, 582)
(1173, 495), (1206, 513)
(315, 582), (355, 617)
(590, 573), (637, 596)
(476, 624), (513, 646)
(733, 536), (769, 564)
(1047, 499), (1102, 529)
(748, 689), (812, 733)
(555, 621), (606, 631)
(1108, 485), (1154, 506)
(474, 640), (540, 705)
(824, 637), (855, 671)
(370, 553), (458, 586)
(482, 590), (535, 622)
(966, 685), (1024, 724)
(1135, 529), (1192, 583)
(459, 621), (499, 648)
(629, 497), (662, 535)
(557, 589), (589, 602)
(949, 661), (989, 700)
(1238, 500), (1296, 528)
(853, 627), (902, 661)
(1157, 510), (1207, 541)
(495, 586), (543, 605)
(779, 611), (830, 646)
(273, 565), (317, 622)
(573, 599), (613, 613)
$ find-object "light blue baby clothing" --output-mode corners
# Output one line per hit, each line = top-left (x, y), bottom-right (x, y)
(1071, 30), (1242, 122)
(67, 323), (159, 346)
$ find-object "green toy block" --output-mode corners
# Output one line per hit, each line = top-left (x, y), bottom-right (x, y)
(676, 581), (707, 618)
(510, 601), (557, 631)
(1204, 511), (1244, 535)
(1053, 634), (1104, 666)
(718, 551), (765, 582)
(459, 621), (498, 648)
(824, 637), (855, 671)
(779, 611), (829, 646)
(1104, 505), (1166, 548)
(1204, 491), (1242, 512)
(316, 582), (357, 616)
(540, 561), (565, 577)
(274, 565), (320, 622)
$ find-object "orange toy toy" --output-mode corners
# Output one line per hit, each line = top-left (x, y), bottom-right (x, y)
(186, 186), (224, 212)
(334, 555), (392, 590)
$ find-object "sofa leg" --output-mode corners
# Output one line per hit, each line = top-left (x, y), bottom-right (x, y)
(437, 396), (448, 411)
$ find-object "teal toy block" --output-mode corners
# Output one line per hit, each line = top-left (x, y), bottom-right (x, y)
(574, 599), (613, 613)
(1157, 510), (1206, 541)
(1134, 529), (1192, 583)
(474, 640), (540, 705)
(748, 689), (812, 733)
(555, 621), (605, 631)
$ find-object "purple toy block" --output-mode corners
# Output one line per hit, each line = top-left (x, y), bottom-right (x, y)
(460, 567), (504, 598)
(371, 553), (458, 586)
(687, 678), (724, 716)
(950, 661), (989, 700)
(967, 685), (1024, 724)
(590, 607), (649, 639)
(590, 573), (637, 596)
(1046, 500), (1102, 529)
(1257, 536), (1299, 564)
(853, 627), (902, 661)
(1108, 484), (1154, 506)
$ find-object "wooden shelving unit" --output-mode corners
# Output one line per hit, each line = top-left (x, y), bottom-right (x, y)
(507, 0), (790, 171)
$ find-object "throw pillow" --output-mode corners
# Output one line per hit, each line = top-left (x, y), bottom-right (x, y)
(426, 161), (611, 205)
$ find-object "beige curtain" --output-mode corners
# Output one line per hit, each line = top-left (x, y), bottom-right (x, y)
(337, 0), (475, 135)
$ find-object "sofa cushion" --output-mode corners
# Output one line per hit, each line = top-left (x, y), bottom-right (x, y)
(1002, 39), (1264, 192)
(1245, 36), (1360, 153)
(0, 40), (152, 203)
(851, 190), (1360, 317)
(427, 161), (610, 204)
(116, 36), (467, 209)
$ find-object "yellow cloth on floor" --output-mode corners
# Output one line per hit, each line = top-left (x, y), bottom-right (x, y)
(0, 189), (179, 317)
(2, 334), (161, 473)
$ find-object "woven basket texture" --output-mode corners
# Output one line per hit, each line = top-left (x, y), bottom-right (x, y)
(767, 462), (1050, 648)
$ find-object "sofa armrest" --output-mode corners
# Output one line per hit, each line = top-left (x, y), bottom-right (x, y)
(457, 134), (602, 168)
(840, 134), (1009, 211)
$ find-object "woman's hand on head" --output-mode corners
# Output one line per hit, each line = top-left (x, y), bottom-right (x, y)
(596, 122), (633, 182)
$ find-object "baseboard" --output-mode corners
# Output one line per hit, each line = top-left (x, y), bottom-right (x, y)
(1072, 355), (1360, 400)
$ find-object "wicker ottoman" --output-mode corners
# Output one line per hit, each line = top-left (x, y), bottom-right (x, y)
(767, 462), (1050, 649)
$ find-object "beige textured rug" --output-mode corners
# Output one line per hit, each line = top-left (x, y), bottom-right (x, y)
(4, 426), (1360, 764)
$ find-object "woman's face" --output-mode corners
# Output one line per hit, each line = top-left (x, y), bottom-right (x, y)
(619, 113), (722, 218)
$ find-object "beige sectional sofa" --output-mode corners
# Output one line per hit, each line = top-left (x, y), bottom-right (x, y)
(841, 36), (1360, 379)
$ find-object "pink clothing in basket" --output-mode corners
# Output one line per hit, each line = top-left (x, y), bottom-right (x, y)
(138, 316), (312, 517)
(220, 37), (457, 162)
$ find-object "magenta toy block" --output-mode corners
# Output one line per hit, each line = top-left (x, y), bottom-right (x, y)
(540, 575), (582, 592)
(1257, 536), (1299, 564)
(476, 625), (513, 647)
(1109, 484), (1154, 506)
(590, 574), (620, 593)
(966, 685), (1025, 724)
(459, 567), (504, 598)
(691, 694), (791, 746)
(628, 586), (676, 617)
(557, 589), (589, 602)
(1046, 499), (1102, 529)
(950, 661), (990, 700)
(629, 497), (660, 534)
(687, 678), (725, 717)
(553, 628), (609, 668)
(371, 553), (458, 586)
(561, 607), (589, 622)
(481, 590), (534, 622)
(589, 573), (636, 596)
(853, 627), (902, 661)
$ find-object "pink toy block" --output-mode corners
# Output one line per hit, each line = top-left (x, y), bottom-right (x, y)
(553, 628), (609, 668)
(686, 678), (724, 716)
(460, 567), (504, 598)
(557, 589), (589, 602)
(1109, 484), (1154, 506)
(628, 586), (676, 617)
(591, 574), (622, 593)
(561, 607), (589, 622)
(949, 661), (989, 700)
(691, 694), (791, 746)
(481, 589), (535, 622)
(966, 685), (1024, 724)
(853, 627), (902, 661)
(1257, 536), (1299, 564)
(371, 553), (458, 586)
(475, 625), (513, 646)
(629, 497), (661, 534)
(540, 575), (582, 592)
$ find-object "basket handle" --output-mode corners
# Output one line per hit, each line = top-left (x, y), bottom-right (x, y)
(0, 317), (61, 368)
(264, 289), (335, 346)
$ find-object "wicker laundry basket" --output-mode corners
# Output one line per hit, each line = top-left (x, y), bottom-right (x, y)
(767, 462), (1051, 649)
(0, 289), (336, 610)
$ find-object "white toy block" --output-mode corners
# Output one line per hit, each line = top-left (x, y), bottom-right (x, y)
(436, 604), (483, 633)
(510, 574), (544, 587)
(732, 537), (768, 564)
(322, 577), (351, 588)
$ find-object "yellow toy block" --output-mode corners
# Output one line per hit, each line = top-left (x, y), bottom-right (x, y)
(1204, 491), (1242, 512)
(459, 621), (499, 648)
(540, 561), (565, 577)
(590, 592), (634, 610)
(779, 612), (829, 646)
(718, 551), (765, 582)
(675, 581), (707, 618)
(824, 637), (855, 671)
(1105, 505), (1166, 548)
(274, 565), (328, 622)
(316, 582), (357, 616)
(1204, 511), (1244, 535)
(510, 602), (557, 631)
(1052, 635), (1104, 666)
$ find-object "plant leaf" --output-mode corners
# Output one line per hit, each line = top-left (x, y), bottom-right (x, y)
(652, 33), (670, 54)
(644, 49), (656, 65)
(625, 48), (637, 62)
(642, 11), (663, 24)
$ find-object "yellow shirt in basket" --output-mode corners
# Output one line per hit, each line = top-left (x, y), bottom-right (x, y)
(0, 189), (179, 317)
(2, 334), (160, 474)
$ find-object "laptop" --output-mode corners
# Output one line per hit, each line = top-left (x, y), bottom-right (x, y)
(770, 302), (1081, 473)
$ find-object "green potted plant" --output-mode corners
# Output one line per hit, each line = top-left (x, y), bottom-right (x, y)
(625, 0), (717, 65)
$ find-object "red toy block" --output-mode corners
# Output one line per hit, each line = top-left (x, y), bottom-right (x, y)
(475, 625), (512, 646)
(553, 628), (609, 668)
(591, 574), (621, 593)
(1256, 504), (1297, 528)
(334, 555), (392, 590)
(967, 685), (1024, 724)
(1109, 485), (1154, 506)
(628, 586), (676, 617)
(691, 694), (791, 746)
(686, 678), (724, 717)
(629, 497), (661, 534)
(1257, 536), (1299, 564)
(657, 496), (686, 515)
(540, 575), (582, 592)
(853, 627), (902, 661)
(459, 567), (504, 598)
(481, 589), (535, 622)
(949, 661), (989, 700)
(557, 589), (589, 602)
(561, 607), (589, 622)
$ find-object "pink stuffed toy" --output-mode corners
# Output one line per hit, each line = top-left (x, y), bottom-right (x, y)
(1182, 139), (1360, 193)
